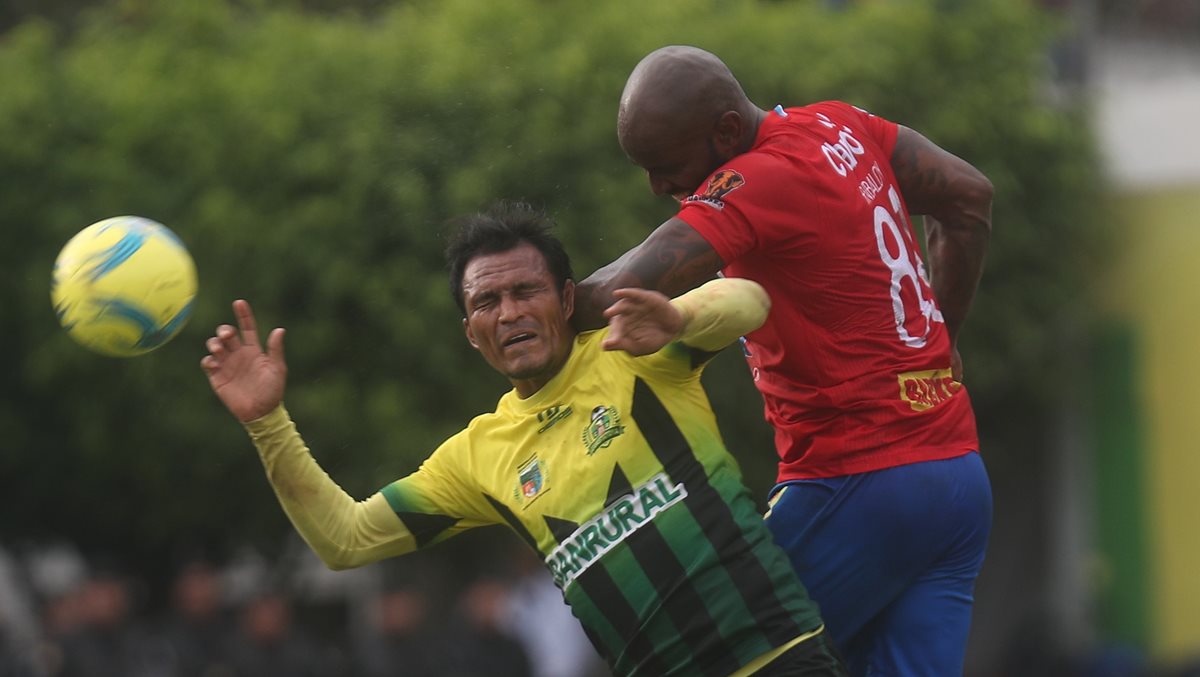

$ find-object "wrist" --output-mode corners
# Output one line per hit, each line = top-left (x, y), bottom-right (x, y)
(670, 301), (695, 341)
(243, 404), (290, 437)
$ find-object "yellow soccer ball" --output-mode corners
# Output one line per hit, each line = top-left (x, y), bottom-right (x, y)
(51, 216), (198, 357)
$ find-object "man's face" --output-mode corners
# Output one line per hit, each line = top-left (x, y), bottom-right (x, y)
(462, 242), (575, 396)
(623, 125), (724, 203)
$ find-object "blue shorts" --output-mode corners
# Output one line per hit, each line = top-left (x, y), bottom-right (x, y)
(764, 452), (992, 677)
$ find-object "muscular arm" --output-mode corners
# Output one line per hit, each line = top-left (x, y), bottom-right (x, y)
(574, 217), (725, 331)
(245, 406), (418, 570)
(891, 126), (993, 349)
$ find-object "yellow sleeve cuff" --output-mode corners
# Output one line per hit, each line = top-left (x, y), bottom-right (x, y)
(244, 404), (292, 439)
(670, 278), (771, 352)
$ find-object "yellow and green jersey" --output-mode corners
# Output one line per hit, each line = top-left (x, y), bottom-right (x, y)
(379, 328), (822, 676)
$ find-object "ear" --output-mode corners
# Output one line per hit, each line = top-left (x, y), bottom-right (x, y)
(712, 110), (744, 158)
(561, 279), (576, 320)
(464, 317), (480, 350)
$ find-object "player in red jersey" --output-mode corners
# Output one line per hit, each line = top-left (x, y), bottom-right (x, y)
(574, 46), (994, 676)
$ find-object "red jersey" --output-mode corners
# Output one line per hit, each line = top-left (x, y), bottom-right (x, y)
(677, 101), (979, 481)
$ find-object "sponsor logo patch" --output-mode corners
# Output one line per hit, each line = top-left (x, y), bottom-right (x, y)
(536, 404), (573, 433)
(685, 169), (745, 209)
(898, 368), (961, 412)
(545, 472), (687, 590)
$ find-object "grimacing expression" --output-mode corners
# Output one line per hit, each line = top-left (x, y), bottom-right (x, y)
(461, 242), (575, 392)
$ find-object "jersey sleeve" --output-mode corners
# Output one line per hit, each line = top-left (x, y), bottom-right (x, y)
(244, 405), (425, 570)
(671, 278), (770, 353)
(676, 100), (899, 267)
(378, 430), (499, 549)
(674, 153), (791, 264)
(604, 277), (768, 380)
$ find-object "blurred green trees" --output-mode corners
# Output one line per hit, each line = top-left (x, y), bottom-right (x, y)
(2, 0), (1102, 562)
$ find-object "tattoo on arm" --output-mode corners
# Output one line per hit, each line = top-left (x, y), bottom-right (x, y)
(891, 128), (952, 215)
(890, 126), (993, 346)
(573, 218), (723, 331)
(628, 220), (724, 297)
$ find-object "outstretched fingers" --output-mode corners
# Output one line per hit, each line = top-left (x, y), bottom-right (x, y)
(266, 327), (287, 365)
(232, 299), (260, 348)
(206, 335), (227, 358)
(199, 354), (219, 376)
(603, 287), (645, 319)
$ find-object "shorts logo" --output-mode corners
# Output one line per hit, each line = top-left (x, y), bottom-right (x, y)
(898, 368), (961, 412)
(685, 169), (745, 210)
(514, 456), (548, 507)
(582, 405), (624, 455)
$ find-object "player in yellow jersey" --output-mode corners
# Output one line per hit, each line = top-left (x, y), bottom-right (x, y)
(200, 201), (847, 676)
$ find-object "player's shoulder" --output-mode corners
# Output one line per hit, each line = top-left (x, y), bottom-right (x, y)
(459, 404), (513, 445)
(629, 341), (704, 384)
(576, 327), (609, 351)
(576, 326), (696, 380)
(776, 101), (888, 135)
(798, 100), (882, 119)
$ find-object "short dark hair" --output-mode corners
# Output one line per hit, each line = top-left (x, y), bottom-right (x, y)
(446, 200), (574, 314)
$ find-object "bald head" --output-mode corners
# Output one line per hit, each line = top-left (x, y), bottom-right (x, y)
(619, 47), (757, 152)
(617, 46), (764, 199)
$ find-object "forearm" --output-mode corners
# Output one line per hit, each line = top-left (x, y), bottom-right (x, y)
(576, 247), (643, 330)
(890, 126), (992, 345)
(244, 406), (416, 570)
(925, 213), (989, 345)
(671, 278), (770, 352)
(575, 217), (725, 331)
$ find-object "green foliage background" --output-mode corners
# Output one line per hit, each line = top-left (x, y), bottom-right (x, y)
(2, 0), (1102, 568)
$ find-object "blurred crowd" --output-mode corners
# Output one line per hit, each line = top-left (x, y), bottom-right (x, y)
(0, 540), (610, 677)
(5, 539), (1198, 677)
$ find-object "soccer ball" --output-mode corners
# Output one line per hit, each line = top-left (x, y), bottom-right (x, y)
(51, 216), (198, 357)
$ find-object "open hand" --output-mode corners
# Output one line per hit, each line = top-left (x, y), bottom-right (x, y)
(601, 288), (684, 356)
(200, 299), (287, 423)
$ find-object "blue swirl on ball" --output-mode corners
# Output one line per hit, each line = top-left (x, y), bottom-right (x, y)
(92, 297), (196, 351)
(82, 229), (147, 283)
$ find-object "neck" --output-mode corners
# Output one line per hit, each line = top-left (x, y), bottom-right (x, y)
(514, 377), (547, 399)
(511, 340), (575, 399)
(739, 107), (768, 154)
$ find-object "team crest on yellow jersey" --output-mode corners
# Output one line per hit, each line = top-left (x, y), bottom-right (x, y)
(582, 405), (624, 455)
(514, 455), (548, 506)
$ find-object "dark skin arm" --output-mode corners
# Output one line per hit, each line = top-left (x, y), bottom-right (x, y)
(573, 217), (724, 331)
(890, 126), (993, 379)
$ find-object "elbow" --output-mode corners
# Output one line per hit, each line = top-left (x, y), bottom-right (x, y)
(318, 552), (356, 572)
(746, 279), (771, 325)
(963, 171), (994, 234)
(931, 174), (992, 238)
(324, 557), (354, 572)
(721, 277), (770, 330)
(315, 546), (370, 572)
(571, 278), (612, 332)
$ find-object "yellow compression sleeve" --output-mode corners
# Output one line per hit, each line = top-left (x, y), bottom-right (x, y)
(670, 278), (771, 352)
(244, 406), (416, 570)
